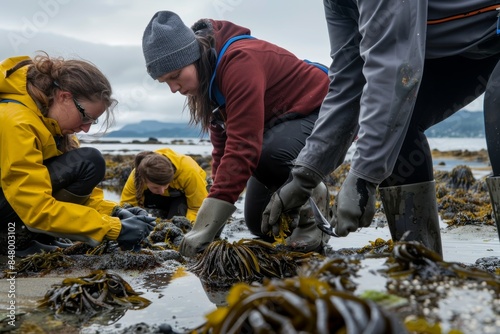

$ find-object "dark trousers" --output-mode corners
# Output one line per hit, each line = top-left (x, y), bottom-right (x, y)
(0, 147), (105, 248)
(244, 110), (319, 237)
(382, 55), (500, 186)
(143, 189), (188, 219)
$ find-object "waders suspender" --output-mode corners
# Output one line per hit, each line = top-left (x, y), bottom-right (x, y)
(427, 4), (500, 34)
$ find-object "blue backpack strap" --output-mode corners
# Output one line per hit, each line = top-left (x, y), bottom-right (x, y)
(0, 99), (25, 106)
(303, 59), (329, 74)
(208, 36), (328, 107)
(209, 34), (255, 106)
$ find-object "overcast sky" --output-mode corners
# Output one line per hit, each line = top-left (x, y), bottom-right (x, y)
(1, 0), (483, 132)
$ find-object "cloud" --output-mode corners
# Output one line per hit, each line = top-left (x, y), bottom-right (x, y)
(0, 0), (331, 131)
(0, 0), (484, 133)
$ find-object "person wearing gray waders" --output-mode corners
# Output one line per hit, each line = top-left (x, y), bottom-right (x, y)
(262, 0), (500, 257)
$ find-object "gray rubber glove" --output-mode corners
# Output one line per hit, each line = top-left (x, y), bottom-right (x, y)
(125, 206), (149, 216)
(179, 198), (236, 257)
(117, 216), (156, 250)
(113, 207), (135, 219)
(334, 172), (377, 236)
(261, 166), (323, 237)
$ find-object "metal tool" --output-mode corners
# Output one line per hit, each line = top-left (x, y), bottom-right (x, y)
(309, 198), (340, 237)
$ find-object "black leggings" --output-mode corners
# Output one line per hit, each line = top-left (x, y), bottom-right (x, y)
(381, 55), (500, 187)
(143, 189), (188, 219)
(0, 147), (105, 225)
(244, 110), (319, 237)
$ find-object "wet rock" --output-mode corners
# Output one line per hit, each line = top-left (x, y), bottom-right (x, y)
(474, 256), (500, 274)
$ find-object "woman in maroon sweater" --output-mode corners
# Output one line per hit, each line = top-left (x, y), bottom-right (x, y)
(142, 11), (330, 257)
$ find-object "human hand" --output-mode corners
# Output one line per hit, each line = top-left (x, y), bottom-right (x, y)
(117, 216), (156, 250)
(261, 166), (322, 237)
(113, 207), (135, 219)
(334, 173), (376, 236)
(125, 206), (149, 216)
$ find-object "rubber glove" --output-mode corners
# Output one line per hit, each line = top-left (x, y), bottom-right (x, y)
(113, 207), (135, 219)
(125, 206), (149, 216)
(117, 216), (156, 250)
(179, 198), (236, 257)
(334, 172), (376, 236)
(261, 166), (323, 237)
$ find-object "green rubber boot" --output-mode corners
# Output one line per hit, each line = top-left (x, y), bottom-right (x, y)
(379, 180), (443, 257)
(486, 177), (500, 243)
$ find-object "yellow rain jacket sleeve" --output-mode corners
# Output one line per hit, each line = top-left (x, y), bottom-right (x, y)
(120, 148), (208, 221)
(0, 56), (121, 245)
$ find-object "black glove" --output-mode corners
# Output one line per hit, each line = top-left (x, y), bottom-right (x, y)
(125, 206), (149, 216)
(113, 207), (135, 219)
(262, 166), (323, 237)
(117, 216), (156, 250)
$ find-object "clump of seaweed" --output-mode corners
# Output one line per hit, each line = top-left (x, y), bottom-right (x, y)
(384, 241), (500, 291)
(38, 270), (150, 321)
(298, 257), (361, 293)
(188, 239), (322, 286)
(14, 250), (73, 275)
(434, 165), (494, 227)
(272, 214), (292, 244)
(146, 220), (185, 250)
(357, 238), (394, 255)
(381, 241), (500, 332)
(195, 276), (407, 333)
(446, 165), (476, 190)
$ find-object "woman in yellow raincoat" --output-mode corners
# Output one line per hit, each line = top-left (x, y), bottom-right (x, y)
(0, 53), (155, 256)
(120, 148), (208, 222)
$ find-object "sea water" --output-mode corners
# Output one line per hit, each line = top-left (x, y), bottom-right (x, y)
(80, 136), (489, 158)
(81, 137), (492, 202)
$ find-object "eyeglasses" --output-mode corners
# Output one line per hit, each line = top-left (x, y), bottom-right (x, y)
(53, 81), (98, 125)
(72, 98), (98, 125)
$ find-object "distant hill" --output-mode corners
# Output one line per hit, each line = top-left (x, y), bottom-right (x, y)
(425, 110), (484, 138)
(105, 120), (205, 138)
(106, 111), (485, 139)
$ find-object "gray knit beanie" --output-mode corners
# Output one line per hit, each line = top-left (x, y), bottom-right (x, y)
(142, 11), (201, 79)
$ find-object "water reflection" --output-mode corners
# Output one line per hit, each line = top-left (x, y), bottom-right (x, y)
(102, 186), (121, 202)
(82, 268), (216, 333)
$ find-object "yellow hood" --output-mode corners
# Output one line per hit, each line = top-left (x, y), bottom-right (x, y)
(1, 56), (36, 108)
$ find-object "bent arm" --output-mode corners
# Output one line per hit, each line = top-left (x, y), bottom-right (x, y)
(297, 0), (428, 184)
(1, 125), (121, 245)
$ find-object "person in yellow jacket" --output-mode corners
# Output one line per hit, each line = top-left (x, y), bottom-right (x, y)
(0, 53), (155, 256)
(120, 148), (208, 222)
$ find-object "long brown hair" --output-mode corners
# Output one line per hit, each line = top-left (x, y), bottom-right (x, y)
(134, 151), (175, 206)
(25, 52), (117, 152)
(186, 33), (217, 133)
